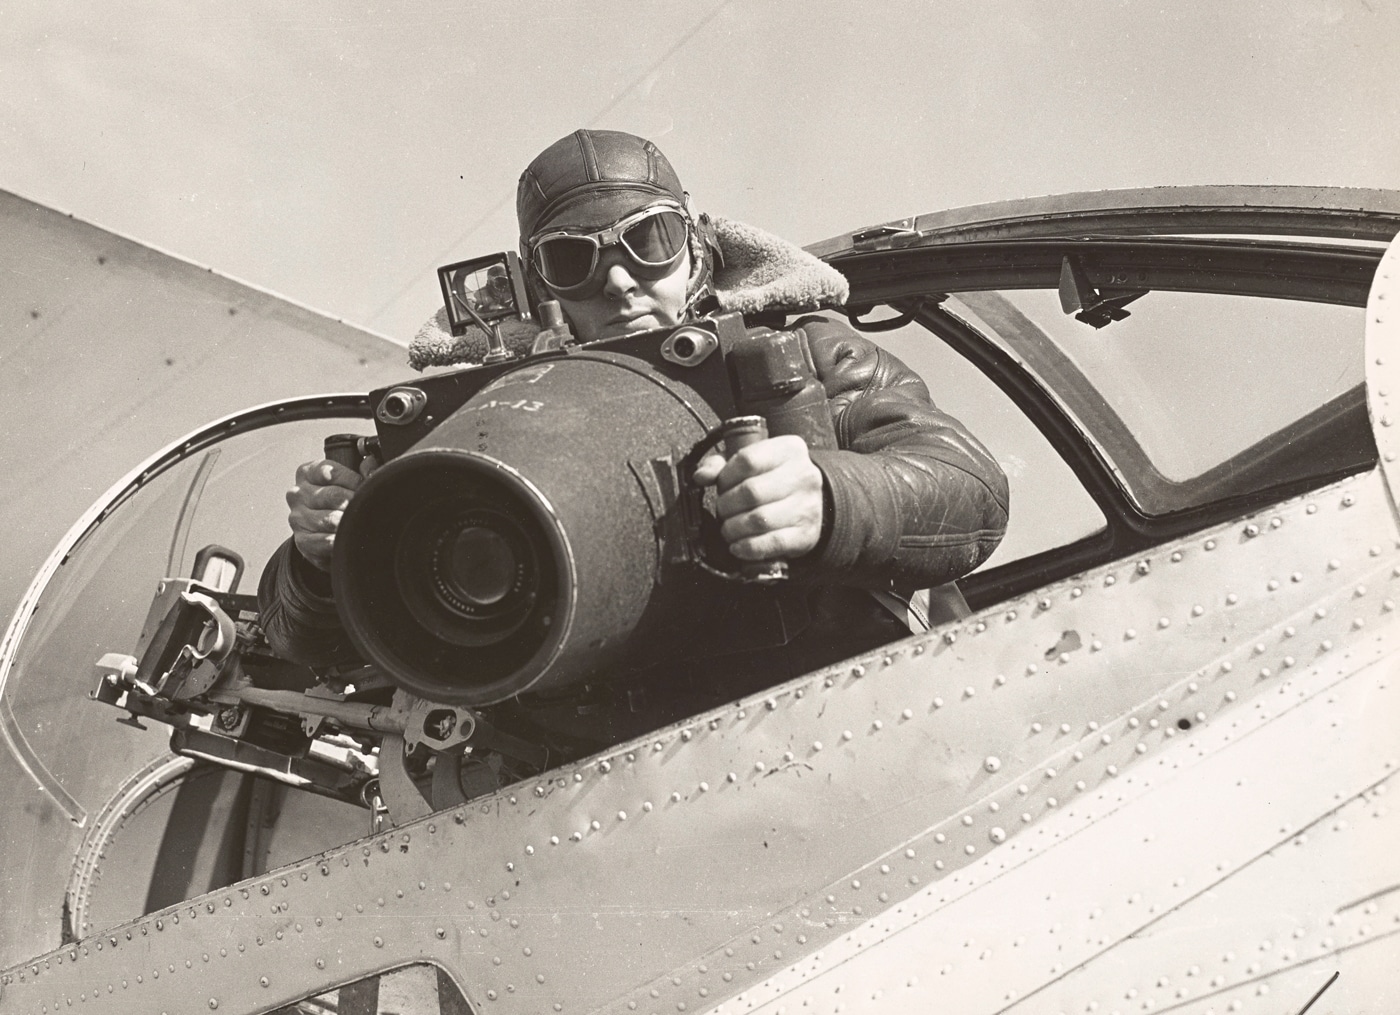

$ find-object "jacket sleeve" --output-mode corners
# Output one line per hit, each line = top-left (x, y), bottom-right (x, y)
(795, 315), (1009, 589)
(257, 538), (362, 667)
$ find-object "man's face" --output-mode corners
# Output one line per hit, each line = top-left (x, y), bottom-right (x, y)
(549, 245), (691, 343)
(532, 203), (693, 342)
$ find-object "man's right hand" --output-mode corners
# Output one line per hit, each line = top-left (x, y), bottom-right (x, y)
(286, 459), (368, 572)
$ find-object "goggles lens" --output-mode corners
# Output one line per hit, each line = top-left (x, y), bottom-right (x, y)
(531, 206), (689, 293)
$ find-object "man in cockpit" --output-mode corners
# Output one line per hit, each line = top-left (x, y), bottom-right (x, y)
(259, 129), (1008, 760)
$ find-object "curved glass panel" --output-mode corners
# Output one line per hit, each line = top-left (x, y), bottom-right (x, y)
(948, 290), (1375, 515)
(0, 412), (372, 965)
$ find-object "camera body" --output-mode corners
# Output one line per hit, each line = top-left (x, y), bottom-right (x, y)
(333, 303), (838, 707)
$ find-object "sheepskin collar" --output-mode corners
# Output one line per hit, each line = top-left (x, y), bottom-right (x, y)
(407, 217), (849, 370)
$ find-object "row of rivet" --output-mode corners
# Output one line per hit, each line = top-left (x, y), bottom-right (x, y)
(1058, 769), (1400, 1015)
(694, 552), (1400, 1015)
(8, 700), (1366, 1002)
(1050, 481), (1373, 615)
(1377, 257), (1400, 476)
(36, 488), (1374, 1009)
(629, 642), (1244, 1011)
(1019, 550), (1394, 746)
(1047, 533), (1389, 688)
(946, 517), (1358, 702)
(10, 809), (547, 1015)
(0, 576), (1206, 1002)
(492, 644), (985, 862)
(426, 657), (947, 1015)
(8, 613), (1381, 1008)
(626, 680), (1201, 1002)
(478, 634), (997, 1014)
(789, 662), (1399, 1015)
(604, 650), (1077, 1012)
(696, 492), (1392, 1014)
(579, 529), (1399, 1013)
(1036, 625), (1400, 1014)
(14, 895), (223, 989)
(995, 563), (1384, 840)
(497, 481), (1377, 860)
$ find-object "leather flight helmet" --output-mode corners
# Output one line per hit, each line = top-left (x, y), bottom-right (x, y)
(517, 129), (719, 311)
(517, 129), (686, 236)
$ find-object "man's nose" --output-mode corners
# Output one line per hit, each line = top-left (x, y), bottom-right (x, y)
(597, 248), (638, 296)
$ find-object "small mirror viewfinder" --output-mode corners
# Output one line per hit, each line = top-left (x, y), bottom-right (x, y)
(438, 252), (531, 337)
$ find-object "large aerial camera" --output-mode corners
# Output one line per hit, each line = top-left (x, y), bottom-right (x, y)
(94, 251), (839, 817)
(337, 252), (839, 706)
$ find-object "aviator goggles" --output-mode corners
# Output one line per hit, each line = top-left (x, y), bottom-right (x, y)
(529, 203), (690, 298)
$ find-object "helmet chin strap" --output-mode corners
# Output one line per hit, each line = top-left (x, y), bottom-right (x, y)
(683, 200), (722, 318)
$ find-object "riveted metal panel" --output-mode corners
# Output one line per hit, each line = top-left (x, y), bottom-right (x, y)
(731, 596), (1400, 1013)
(4, 466), (1399, 1014)
(1037, 761), (1400, 1013)
(1366, 229), (1400, 509)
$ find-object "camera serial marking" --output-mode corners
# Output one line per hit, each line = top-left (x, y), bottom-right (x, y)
(482, 363), (556, 392)
(461, 398), (545, 413)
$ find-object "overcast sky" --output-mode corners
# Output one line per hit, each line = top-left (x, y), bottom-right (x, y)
(3, 0), (1397, 342)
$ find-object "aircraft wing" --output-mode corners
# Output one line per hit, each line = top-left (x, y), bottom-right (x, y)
(0, 188), (411, 635)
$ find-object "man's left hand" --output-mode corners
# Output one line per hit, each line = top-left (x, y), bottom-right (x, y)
(693, 435), (825, 561)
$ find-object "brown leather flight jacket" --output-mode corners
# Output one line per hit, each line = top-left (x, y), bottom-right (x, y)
(258, 315), (1008, 755)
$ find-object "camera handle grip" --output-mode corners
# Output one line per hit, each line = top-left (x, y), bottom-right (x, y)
(720, 417), (789, 583)
(676, 417), (789, 585)
(324, 433), (380, 474)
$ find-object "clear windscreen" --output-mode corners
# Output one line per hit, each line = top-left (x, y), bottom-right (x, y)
(0, 414), (374, 966)
(943, 289), (1372, 515)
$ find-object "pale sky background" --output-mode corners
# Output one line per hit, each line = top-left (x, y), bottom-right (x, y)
(2, 0), (1399, 343)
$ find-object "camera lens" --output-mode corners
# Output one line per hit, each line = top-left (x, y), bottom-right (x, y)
(391, 501), (544, 648)
(334, 452), (568, 704)
(440, 526), (516, 607)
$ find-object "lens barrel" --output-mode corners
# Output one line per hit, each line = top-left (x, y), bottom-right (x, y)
(331, 453), (564, 704)
(332, 353), (717, 705)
